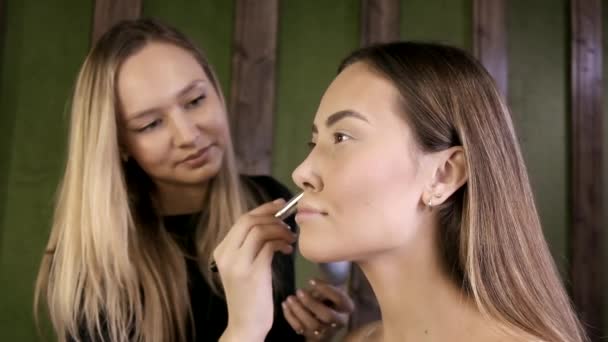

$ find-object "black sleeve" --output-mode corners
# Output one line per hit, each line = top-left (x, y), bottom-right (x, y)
(244, 175), (304, 341)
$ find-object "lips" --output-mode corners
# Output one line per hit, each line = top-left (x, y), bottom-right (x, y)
(295, 202), (328, 223)
(182, 146), (210, 162)
(180, 145), (214, 167)
(297, 206), (326, 215)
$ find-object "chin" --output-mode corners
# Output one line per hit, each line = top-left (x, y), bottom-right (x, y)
(298, 234), (350, 264)
(182, 160), (223, 184)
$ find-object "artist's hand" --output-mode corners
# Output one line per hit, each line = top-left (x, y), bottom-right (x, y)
(215, 199), (297, 341)
(282, 278), (354, 341)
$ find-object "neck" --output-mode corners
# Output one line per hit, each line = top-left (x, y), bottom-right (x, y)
(358, 219), (502, 342)
(156, 181), (208, 215)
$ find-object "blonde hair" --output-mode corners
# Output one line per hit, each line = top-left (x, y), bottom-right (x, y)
(339, 42), (587, 342)
(34, 19), (254, 342)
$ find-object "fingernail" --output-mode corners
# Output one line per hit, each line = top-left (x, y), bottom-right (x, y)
(282, 302), (287, 309)
(273, 198), (285, 204)
(288, 296), (295, 303)
(297, 289), (304, 298)
(314, 330), (320, 336)
(297, 329), (304, 335)
(331, 323), (337, 328)
(309, 279), (316, 286)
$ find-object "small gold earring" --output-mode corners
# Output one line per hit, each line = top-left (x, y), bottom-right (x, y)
(428, 198), (433, 207)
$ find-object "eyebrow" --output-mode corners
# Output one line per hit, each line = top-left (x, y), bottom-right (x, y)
(127, 80), (205, 121)
(311, 110), (369, 133)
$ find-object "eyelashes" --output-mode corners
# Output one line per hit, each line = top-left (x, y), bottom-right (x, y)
(184, 94), (206, 110)
(133, 94), (207, 133)
(137, 119), (162, 133)
(307, 132), (352, 149)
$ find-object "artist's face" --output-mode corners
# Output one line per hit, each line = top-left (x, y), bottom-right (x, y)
(118, 42), (230, 187)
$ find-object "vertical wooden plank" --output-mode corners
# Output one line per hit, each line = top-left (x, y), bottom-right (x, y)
(348, 0), (401, 330)
(360, 0), (400, 46)
(473, 0), (507, 97)
(603, 2), (608, 337)
(91, 0), (142, 44)
(570, 0), (604, 339)
(229, 0), (278, 175)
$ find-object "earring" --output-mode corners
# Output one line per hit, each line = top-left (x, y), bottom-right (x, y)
(428, 193), (442, 208)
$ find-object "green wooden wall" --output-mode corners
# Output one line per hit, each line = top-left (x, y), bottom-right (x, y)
(508, 0), (569, 276)
(0, 1), (605, 340)
(0, 1), (93, 340)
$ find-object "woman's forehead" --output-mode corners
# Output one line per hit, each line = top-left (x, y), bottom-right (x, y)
(314, 63), (402, 126)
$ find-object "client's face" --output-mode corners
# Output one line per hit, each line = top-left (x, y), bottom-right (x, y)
(292, 62), (433, 263)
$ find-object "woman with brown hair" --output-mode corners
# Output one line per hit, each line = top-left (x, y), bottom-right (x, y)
(285, 42), (587, 341)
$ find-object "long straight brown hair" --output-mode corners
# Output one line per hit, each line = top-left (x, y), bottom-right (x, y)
(34, 19), (256, 342)
(339, 42), (587, 342)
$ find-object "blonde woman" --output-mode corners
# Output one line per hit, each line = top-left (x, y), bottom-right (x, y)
(289, 42), (587, 341)
(34, 18), (352, 342)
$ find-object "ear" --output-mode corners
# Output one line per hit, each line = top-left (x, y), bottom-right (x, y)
(424, 146), (468, 207)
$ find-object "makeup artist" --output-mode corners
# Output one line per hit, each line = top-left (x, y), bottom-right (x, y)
(34, 18), (352, 342)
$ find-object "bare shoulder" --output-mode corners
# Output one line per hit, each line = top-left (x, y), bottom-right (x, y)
(344, 321), (382, 342)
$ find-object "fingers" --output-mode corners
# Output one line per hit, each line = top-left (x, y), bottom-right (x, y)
(308, 278), (355, 313)
(249, 198), (286, 216)
(213, 199), (289, 264)
(294, 289), (338, 324)
(283, 296), (325, 338)
(225, 212), (287, 249)
(253, 239), (294, 269)
(282, 300), (305, 335)
(241, 223), (296, 261)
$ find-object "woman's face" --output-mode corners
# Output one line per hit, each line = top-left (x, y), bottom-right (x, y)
(292, 62), (435, 263)
(117, 42), (230, 187)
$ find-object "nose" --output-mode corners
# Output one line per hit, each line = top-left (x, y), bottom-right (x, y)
(171, 111), (200, 148)
(292, 153), (323, 192)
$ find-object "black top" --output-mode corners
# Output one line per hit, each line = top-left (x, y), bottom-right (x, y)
(163, 175), (303, 341)
(73, 175), (303, 342)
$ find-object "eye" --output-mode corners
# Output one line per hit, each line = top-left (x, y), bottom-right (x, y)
(137, 119), (162, 133)
(185, 94), (206, 110)
(333, 132), (351, 144)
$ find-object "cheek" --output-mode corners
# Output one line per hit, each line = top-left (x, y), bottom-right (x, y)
(357, 170), (417, 224)
(336, 148), (419, 216)
(197, 109), (231, 147)
(302, 147), (423, 260)
(127, 133), (171, 171)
